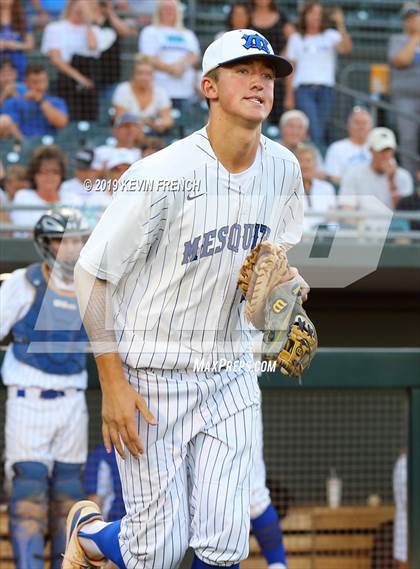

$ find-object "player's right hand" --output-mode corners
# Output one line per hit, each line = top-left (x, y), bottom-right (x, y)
(96, 354), (157, 459)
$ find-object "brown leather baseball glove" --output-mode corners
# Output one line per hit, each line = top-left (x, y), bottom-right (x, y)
(238, 241), (317, 377)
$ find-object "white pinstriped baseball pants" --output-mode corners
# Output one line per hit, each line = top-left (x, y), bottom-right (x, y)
(117, 366), (260, 569)
(4, 388), (88, 477)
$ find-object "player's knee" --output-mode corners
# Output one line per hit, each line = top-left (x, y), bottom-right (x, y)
(10, 462), (49, 531)
(50, 462), (84, 503)
(11, 462), (49, 503)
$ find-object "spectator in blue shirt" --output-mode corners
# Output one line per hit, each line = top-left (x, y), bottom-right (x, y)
(0, 57), (26, 109)
(2, 62), (69, 137)
(0, 0), (34, 81)
(84, 443), (126, 522)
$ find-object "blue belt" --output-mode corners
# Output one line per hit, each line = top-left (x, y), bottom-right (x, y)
(17, 388), (82, 399)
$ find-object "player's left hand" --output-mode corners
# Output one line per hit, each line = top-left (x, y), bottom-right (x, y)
(97, 354), (157, 459)
(238, 242), (317, 377)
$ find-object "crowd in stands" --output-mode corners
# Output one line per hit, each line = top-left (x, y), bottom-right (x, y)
(0, 0), (419, 236)
(0, 3), (417, 567)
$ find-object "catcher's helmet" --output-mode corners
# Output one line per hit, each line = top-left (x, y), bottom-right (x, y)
(34, 208), (91, 281)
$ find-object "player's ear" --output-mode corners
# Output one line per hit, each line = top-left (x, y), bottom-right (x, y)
(201, 75), (218, 102)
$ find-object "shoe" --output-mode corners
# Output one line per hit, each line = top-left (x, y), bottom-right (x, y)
(62, 500), (106, 568)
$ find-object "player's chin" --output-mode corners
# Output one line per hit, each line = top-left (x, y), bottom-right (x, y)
(238, 106), (271, 124)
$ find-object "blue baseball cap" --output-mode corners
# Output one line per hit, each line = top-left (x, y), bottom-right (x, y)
(114, 112), (141, 127)
(202, 29), (293, 78)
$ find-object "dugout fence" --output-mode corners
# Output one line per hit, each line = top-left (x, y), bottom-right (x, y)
(0, 348), (419, 568)
(257, 348), (420, 569)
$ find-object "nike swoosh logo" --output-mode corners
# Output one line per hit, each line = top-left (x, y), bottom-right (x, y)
(186, 193), (205, 201)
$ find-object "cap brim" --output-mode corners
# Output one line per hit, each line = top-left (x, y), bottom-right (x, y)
(110, 163), (130, 169)
(218, 53), (293, 78)
(371, 144), (396, 151)
(115, 121), (139, 127)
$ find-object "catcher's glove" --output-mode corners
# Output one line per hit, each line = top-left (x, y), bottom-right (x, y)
(238, 242), (317, 377)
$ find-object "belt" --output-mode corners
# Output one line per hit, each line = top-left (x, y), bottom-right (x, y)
(13, 388), (83, 399)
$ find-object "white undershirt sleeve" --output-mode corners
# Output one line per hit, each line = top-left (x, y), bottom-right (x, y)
(0, 270), (34, 341)
(74, 263), (117, 357)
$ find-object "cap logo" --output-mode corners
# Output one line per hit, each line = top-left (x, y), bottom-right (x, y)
(241, 33), (270, 54)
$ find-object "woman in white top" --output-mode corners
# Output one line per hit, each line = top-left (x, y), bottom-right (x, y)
(41, 0), (101, 121)
(112, 54), (174, 133)
(295, 142), (337, 233)
(138, 0), (200, 112)
(11, 145), (81, 233)
(286, 2), (352, 147)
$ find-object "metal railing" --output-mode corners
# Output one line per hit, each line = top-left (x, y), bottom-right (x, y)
(335, 63), (420, 165)
(1, 205), (419, 237)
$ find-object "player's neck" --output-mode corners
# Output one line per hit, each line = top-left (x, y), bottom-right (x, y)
(206, 119), (261, 174)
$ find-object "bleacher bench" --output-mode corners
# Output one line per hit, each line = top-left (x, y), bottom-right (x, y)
(0, 505), (394, 568)
(243, 505), (395, 569)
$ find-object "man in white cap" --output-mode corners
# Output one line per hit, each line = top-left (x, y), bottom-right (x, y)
(61, 29), (303, 569)
(92, 112), (143, 176)
(339, 127), (413, 211)
(60, 149), (97, 203)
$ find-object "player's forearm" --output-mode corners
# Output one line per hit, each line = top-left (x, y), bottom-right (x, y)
(74, 262), (118, 356)
(96, 352), (128, 392)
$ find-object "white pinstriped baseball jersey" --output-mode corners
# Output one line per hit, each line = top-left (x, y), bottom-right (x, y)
(79, 127), (304, 371)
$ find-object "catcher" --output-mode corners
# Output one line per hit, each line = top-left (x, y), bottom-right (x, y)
(238, 241), (317, 377)
(0, 208), (91, 569)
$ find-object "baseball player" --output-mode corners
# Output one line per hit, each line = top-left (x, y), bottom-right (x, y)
(62, 29), (304, 569)
(0, 208), (91, 569)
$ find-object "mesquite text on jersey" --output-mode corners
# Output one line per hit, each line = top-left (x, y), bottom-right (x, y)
(182, 222), (271, 264)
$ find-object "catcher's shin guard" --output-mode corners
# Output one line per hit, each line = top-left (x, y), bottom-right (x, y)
(9, 461), (49, 569)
